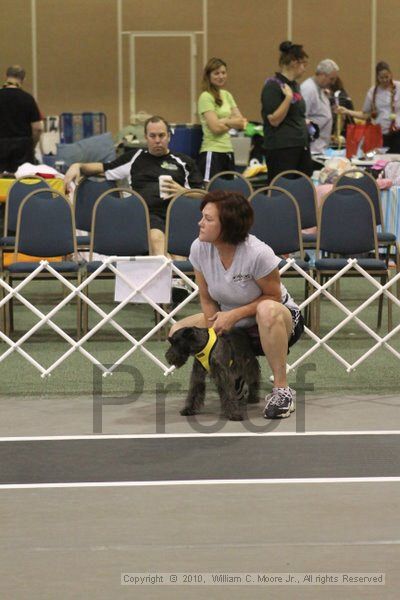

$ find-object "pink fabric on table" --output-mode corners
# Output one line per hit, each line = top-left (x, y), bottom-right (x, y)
(302, 184), (333, 235)
(376, 178), (392, 189)
(315, 183), (333, 205)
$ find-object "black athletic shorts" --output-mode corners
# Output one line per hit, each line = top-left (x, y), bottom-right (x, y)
(198, 151), (235, 182)
(245, 307), (304, 356)
(149, 213), (166, 233)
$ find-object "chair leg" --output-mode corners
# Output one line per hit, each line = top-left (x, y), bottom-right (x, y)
(9, 295), (14, 334)
(303, 278), (309, 327)
(314, 274), (322, 335)
(0, 273), (5, 333)
(5, 273), (13, 337)
(76, 272), (82, 340)
(153, 307), (162, 341)
(82, 284), (89, 335)
(377, 276), (385, 329)
(308, 284), (314, 332)
(331, 273), (342, 300)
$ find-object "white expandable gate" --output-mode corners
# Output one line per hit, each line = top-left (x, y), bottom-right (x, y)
(0, 257), (197, 378)
(0, 256), (399, 378)
(281, 258), (400, 372)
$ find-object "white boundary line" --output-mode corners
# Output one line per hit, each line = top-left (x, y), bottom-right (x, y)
(2, 477), (400, 490)
(1, 430), (400, 442)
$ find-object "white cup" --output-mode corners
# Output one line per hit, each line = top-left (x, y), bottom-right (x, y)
(159, 175), (173, 199)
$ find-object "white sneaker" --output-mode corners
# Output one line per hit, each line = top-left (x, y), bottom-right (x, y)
(263, 387), (296, 419)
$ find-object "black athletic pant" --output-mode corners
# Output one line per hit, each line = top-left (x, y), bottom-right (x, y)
(0, 137), (35, 173)
(265, 145), (313, 183)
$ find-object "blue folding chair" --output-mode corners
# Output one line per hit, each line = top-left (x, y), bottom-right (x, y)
(73, 176), (122, 246)
(313, 185), (392, 333)
(164, 189), (207, 274)
(207, 171), (253, 199)
(3, 188), (81, 336)
(270, 170), (318, 248)
(335, 169), (397, 251)
(1, 176), (50, 244)
(335, 168), (399, 297)
(82, 188), (151, 333)
(249, 185), (312, 323)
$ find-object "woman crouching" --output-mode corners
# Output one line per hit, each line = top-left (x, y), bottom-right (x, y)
(169, 191), (304, 419)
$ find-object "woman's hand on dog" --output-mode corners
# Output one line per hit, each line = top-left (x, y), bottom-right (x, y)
(209, 310), (238, 335)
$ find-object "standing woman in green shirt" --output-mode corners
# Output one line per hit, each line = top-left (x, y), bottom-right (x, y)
(198, 57), (247, 181)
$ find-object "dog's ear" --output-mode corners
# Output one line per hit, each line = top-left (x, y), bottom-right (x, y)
(181, 328), (196, 341)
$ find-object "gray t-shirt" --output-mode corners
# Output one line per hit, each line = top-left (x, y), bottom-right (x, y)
(189, 234), (298, 328)
(301, 77), (332, 153)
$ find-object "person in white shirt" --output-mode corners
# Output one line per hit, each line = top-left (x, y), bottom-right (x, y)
(301, 59), (339, 153)
(337, 61), (400, 153)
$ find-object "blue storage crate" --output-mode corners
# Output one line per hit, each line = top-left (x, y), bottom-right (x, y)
(60, 112), (107, 143)
(169, 124), (203, 159)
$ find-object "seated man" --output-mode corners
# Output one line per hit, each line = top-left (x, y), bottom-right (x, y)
(64, 115), (204, 255)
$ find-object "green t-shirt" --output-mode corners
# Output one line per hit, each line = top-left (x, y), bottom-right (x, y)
(198, 89), (237, 153)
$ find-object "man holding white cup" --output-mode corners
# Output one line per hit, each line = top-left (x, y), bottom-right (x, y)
(65, 115), (204, 255)
(159, 174), (174, 200)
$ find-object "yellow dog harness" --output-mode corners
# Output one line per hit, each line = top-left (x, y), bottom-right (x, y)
(194, 327), (232, 372)
(194, 328), (217, 372)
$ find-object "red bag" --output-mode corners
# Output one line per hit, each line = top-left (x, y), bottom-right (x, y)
(345, 123), (383, 158)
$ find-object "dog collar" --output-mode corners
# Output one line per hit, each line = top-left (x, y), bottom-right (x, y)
(195, 328), (218, 372)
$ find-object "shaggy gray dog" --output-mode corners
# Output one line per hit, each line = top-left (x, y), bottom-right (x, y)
(166, 326), (260, 421)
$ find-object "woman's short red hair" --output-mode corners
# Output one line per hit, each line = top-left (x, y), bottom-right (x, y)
(200, 191), (253, 245)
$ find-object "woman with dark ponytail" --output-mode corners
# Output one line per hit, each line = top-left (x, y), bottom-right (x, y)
(198, 57), (247, 181)
(261, 41), (313, 182)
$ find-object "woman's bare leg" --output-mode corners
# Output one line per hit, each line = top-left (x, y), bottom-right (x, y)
(256, 299), (292, 387)
(168, 313), (208, 338)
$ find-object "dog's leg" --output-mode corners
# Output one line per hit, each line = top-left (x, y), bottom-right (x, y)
(180, 359), (206, 416)
(214, 368), (245, 421)
(247, 358), (261, 404)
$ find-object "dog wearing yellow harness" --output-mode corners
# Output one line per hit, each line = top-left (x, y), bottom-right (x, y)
(165, 326), (260, 421)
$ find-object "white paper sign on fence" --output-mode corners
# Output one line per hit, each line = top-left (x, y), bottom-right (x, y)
(114, 258), (172, 303)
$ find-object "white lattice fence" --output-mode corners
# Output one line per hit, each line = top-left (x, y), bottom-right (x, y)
(0, 256), (399, 377)
(0, 257), (196, 378)
(282, 259), (400, 373)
